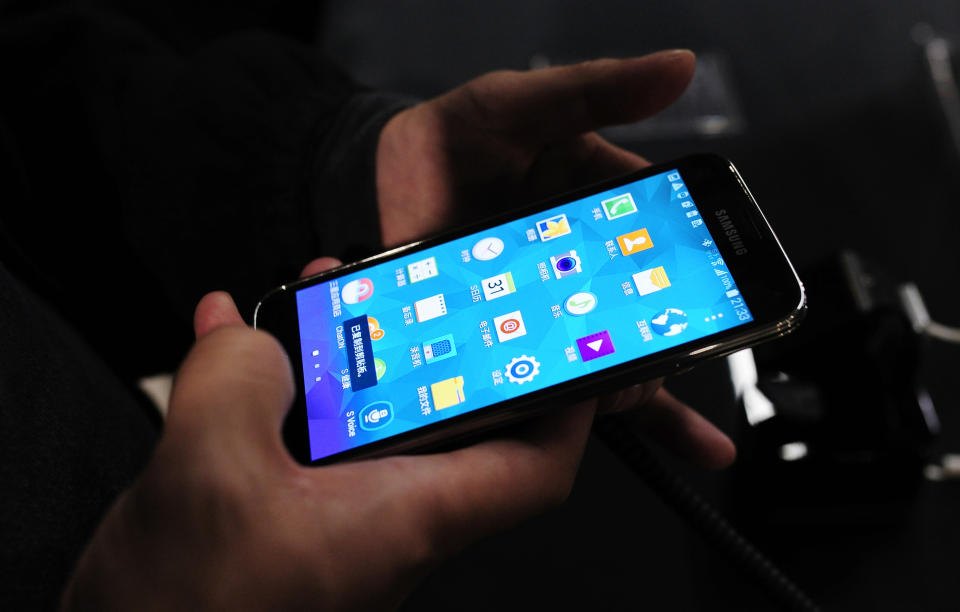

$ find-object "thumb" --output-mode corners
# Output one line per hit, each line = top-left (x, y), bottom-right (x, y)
(167, 325), (295, 458)
(194, 291), (245, 338)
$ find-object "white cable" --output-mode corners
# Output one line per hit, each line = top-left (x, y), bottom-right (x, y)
(726, 349), (777, 425)
(926, 321), (960, 344)
(898, 283), (960, 345)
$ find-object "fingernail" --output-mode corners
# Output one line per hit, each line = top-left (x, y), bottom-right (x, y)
(657, 48), (695, 59)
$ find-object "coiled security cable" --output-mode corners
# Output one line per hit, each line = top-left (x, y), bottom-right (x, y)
(594, 416), (822, 612)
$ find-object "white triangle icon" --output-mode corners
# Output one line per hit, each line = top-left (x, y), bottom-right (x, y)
(587, 339), (603, 351)
(673, 183), (683, 190)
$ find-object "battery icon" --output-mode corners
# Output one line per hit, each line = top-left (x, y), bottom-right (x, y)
(726, 289), (740, 298)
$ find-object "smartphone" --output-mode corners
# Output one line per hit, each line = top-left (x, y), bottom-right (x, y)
(254, 154), (805, 465)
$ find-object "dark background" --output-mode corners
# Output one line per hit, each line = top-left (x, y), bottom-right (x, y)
(5, 0), (958, 609)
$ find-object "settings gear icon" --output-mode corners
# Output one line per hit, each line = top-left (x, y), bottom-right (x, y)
(504, 355), (541, 384)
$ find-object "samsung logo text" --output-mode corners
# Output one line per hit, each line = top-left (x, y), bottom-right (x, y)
(714, 210), (748, 255)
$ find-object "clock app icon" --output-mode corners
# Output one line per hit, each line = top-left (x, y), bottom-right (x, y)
(471, 237), (505, 261)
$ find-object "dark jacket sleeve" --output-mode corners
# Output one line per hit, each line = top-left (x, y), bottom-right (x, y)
(0, 8), (410, 376)
(0, 9), (411, 607)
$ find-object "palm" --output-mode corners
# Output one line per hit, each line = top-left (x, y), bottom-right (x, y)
(375, 52), (696, 246)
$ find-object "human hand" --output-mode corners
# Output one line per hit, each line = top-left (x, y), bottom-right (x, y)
(375, 49), (734, 468)
(375, 49), (696, 246)
(61, 258), (600, 611)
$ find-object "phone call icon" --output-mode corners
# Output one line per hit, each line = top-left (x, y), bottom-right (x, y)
(601, 193), (638, 220)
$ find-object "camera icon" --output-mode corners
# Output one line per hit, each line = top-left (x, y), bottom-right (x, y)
(550, 250), (582, 279)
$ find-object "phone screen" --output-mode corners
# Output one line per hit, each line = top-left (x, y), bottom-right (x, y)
(295, 169), (754, 460)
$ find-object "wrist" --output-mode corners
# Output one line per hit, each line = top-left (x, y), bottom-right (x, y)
(60, 485), (221, 611)
(60, 494), (156, 611)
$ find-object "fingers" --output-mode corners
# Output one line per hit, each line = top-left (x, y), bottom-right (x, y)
(524, 132), (650, 196)
(573, 133), (651, 177)
(193, 255), (341, 340)
(300, 256), (343, 279)
(168, 325), (295, 458)
(318, 403), (598, 567)
(382, 402), (598, 557)
(596, 379), (663, 414)
(193, 291), (245, 338)
(175, 256), (338, 455)
(634, 387), (737, 470)
(449, 49), (695, 144)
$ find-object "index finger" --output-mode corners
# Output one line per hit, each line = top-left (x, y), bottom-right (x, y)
(300, 256), (343, 278)
(446, 49), (695, 144)
(378, 402), (597, 556)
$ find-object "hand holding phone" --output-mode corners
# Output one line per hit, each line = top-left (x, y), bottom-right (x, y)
(256, 155), (804, 464)
(64, 53), (757, 611)
(68, 254), (741, 612)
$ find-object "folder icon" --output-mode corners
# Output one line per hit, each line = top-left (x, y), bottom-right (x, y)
(431, 376), (466, 410)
